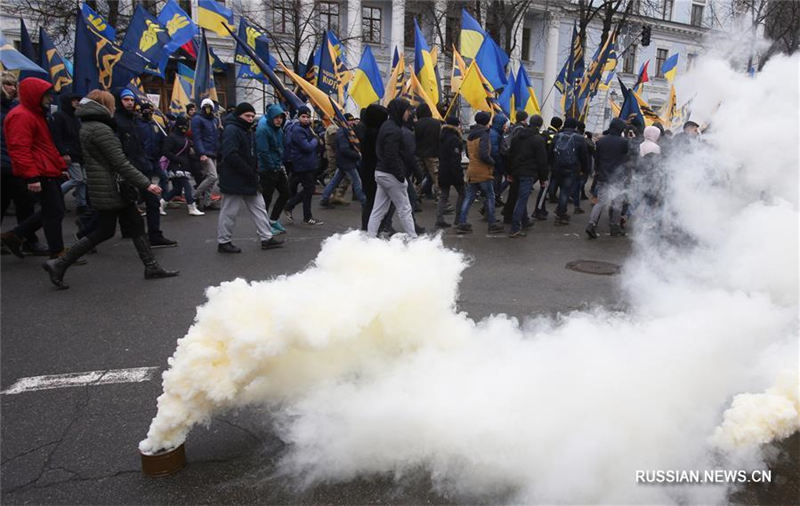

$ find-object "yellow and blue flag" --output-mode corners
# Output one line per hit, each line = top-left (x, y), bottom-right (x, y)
(383, 47), (404, 105)
(316, 31), (339, 95)
(497, 69), (514, 117)
(197, 0), (234, 37)
(556, 22), (584, 117)
(458, 60), (502, 115)
(450, 45), (466, 94)
(0, 32), (47, 75)
(122, 5), (171, 77)
(402, 68), (441, 120)
(193, 30), (217, 103)
(170, 72), (192, 115)
(413, 19), (439, 106)
(661, 53), (678, 82)
(39, 28), (72, 92)
(81, 3), (115, 41)
(234, 19), (277, 84)
(576, 29), (617, 120)
(513, 65), (541, 116)
(350, 45), (383, 109)
(156, 0), (196, 75)
(459, 9), (508, 90)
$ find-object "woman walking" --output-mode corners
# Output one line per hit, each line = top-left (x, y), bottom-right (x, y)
(43, 90), (178, 289)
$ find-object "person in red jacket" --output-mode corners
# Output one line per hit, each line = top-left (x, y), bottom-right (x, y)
(0, 77), (68, 258)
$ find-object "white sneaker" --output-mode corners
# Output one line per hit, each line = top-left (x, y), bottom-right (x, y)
(159, 199), (168, 216)
(187, 203), (205, 216)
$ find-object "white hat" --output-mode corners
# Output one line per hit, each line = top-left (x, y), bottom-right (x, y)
(201, 98), (215, 110)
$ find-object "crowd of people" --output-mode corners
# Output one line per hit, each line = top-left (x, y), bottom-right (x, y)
(0, 71), (702, 289)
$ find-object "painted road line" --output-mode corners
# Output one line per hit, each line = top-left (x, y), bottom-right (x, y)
(1, 367), (159, 395)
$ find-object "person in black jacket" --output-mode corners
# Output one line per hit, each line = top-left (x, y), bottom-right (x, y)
(550, 117), (588, 225)
(435, 116), (464, 228)
(507, 115), (548, 237)
(357, 103), (388, 231)
(501, 110), (530, 224)
(587, 118), (629, 238)
(51, 93), (87, 216)
(216, 102), (283, 253)
(366, 98), (417, 238)
(160, 117), (204, 216)
(414, 103), (441, 201)
(114, 88), (176, 247)
(536, 116), (563, 219)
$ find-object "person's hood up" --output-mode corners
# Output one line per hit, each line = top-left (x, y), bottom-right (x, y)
(643, 125), (661, 143)
(441, 124), (461, 137)
(416, 103), (432, 119)
(491, 114), (508, 131)
(362, 103), (388, 129)
(387, 98), (410, 126)
(17, 77), (52, 112)
(58, 92), (81, 116)
(640, 126), (662, 157)
(266, 103), (285, 125)
(607, 118), (627, 136)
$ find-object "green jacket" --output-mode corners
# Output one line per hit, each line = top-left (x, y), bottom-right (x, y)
(76, 100), (151, 210)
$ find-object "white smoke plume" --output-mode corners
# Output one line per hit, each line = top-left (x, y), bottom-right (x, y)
(140, 50), (798, 503)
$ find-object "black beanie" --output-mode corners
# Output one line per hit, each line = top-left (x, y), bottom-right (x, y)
(234, 102), (256, 116)
(445, 116), (460, 126)
(563, 117), (578, 129)
(297, 105), (312, 116)
(475, 111), (491, 125)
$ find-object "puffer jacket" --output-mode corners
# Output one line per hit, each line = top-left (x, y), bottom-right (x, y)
(489, 114), (508, 174)
(255, 103), (285, 172)
(76, 99), (151, 210)
(414, 103), (440, 158)
(49, 93), (83, 164)
(508, 126), (548, 180)
(376, 99), (415, 182)
(465, 124), (494, 183)
(219, 116), (259, 195)
(286, 121), (320, 173)
(191, 110), (220, 157)
(3, 77), (66, 181)
(437, 124), (464, 187)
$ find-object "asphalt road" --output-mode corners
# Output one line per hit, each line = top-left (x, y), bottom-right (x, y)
(3, 194), (790, 504)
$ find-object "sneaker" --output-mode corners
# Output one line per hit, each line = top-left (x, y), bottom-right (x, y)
(159, 199), (168, 216)
(217, 242), (241, 253)
(187, 203), (205, 216)
(574, 207), (585, 214)
(22, 241), (50, 256)
(261, 237), (284, 250)
(284, 209), (294, 224)
(150, 235), (178, 248)
(269, 220), (286, 234)
(455, 223), (473, 235)
(585, 223), (599, 239)
(488, 224), (504, 234)
(319, 199), (335, 209)
(304, 218), (324, 226)
(554, 215), (570, 226)
(435, 221), (451, 229)
(509, 230), (527, 238)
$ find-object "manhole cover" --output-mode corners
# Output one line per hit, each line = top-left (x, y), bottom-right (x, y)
(565, 260), (621, 276)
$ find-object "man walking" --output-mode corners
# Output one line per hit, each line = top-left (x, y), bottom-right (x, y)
(284, 106), (323, 226)
(550, 117), (588, 225)
(255, 103), (289, 234)
(507, 114), (548, 237)
(191, 98), (220, 210)
(586, 118), (629, 238)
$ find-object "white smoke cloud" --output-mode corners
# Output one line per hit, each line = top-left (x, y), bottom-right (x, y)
(141, 49), (799, 503)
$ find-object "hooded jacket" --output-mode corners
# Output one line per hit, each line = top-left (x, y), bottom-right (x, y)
(191, 108), (220, 157)
(358, 103), (388, 188)
(376, 99), (415, 182)
(219, 115), (259, 195)
(3, 77), (66, 181)
(489, 115), (508, 174)
(639, 125), (661, 157)
(437, 124), (464, 187)
(114, 97), (150, 174)
(286, 119), (320, 173)
(49, 93), (83, 164)
(594, 118), (630, 183)
(76, 99), (152, 210)
(509, 126), (548, 180)
(414, 103), (441, 158)
(255, 103), (285, 172)
(465, 124), (494, 183)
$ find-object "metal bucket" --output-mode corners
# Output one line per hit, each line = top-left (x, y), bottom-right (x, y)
(140, 444), (186, 477)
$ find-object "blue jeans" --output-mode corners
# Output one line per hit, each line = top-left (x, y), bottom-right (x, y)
(321, 167), (366, 204)
(553, 171), (575, 218)
(511, 176), (534, 233)
(164, 177), (194, 205)
(570, 174), (586, 208)
(459, 180), (496, 225)
(60, 162), (87, 208)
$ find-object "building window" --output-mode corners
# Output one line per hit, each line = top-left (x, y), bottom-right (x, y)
(687, 53), (697, 70)
(273, 0), (293, 34)
(691, 4), (704, 26)
(521, 27), (531, 61)
(655, 48), (668, 77)
(404, 13), (416, 49)
(319, 1), (339, 31)
(362, 6), (381, 43)
(623, 44), (637, 74)
(662, 0), (673, 20)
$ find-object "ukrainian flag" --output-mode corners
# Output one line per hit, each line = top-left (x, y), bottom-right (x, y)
(497, 69), (514, 117)
(414, 19), (439, 106)
(404, 71), (441, 120)
(460, 8), (484, 61)
(460, 8), (508, 90)
(198, 0), (234, 37)
(350, 45), (383, 109)
(81, 2), (116, 41)
(459, 61), (501, 114)
(450, 45), (466, 93)
(514, 65), (541, 116)
(661, 53), (678, 82)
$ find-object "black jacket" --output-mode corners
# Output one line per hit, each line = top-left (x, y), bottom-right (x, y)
(509, 126), (548, 180)
(114, 106), (150, 174)
(376, 100), (415, 182)
(219, 117), (258, 195)
(357, 103), (388, 190)
(49, 94), (83, 164)
(594, 118), (629, 183)
(552, 127), (589, 175)
(335, 127), (360, 172)
(437, 124), (464, 187)
(162, 131), (191, 172)
(414, 103), (441, 158)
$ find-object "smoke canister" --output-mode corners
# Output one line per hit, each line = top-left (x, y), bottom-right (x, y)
(140, 444), (186, 476)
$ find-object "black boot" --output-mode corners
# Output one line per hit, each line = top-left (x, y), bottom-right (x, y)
(41, 237), (96, 289)
(132, 236), (179, 279)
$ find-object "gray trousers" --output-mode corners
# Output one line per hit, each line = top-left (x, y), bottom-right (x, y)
(195, 157), (219, 205)
(589, 182), (623, 228)
(367, 171), (417, 238)
(217, 193), (273, 244)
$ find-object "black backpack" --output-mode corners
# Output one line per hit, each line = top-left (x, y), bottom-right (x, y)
(553, 132), (579, 167)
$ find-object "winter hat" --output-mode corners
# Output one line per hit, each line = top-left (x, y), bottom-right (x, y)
(119, 88), (135, 100)
(234, 102), (256, 116)
(297, 105), (312, 116)
(563, 117), (578, 129)
(174, 116), (190, 129)
(474, 111), (491, 125)
(445, 116), (460, 126)
(201, 98), (215, 110)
